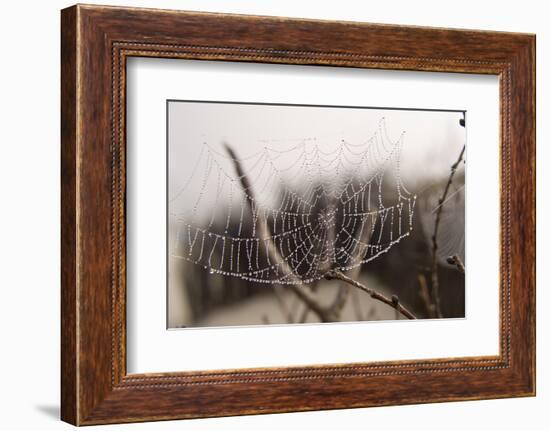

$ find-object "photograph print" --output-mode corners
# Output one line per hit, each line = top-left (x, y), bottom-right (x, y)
(167, 101), (466, 328)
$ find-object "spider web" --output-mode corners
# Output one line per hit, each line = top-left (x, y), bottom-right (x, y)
(420, 181), (465, 266)
(170, 118), (416, 285)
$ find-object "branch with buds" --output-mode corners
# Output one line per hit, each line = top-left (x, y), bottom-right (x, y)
(224, 143), (416, 322)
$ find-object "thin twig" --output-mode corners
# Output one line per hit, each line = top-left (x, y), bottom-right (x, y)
(446, 255), (465, 274)
(287, 284), (335, 322)
(324, 270), (416, 319)
(225, 143), (413, 323)
(431, 144), (465, 318)
(326, 264), (360, 319)
(324, 191), (375, 320)
(430, 185), (465, 214)
(225, 143), (334, 322)
(392, 295), (401, 320)
(417, 273), (436, 317)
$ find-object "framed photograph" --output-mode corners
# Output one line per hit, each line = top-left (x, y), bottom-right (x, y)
(61, 4), (535, 425)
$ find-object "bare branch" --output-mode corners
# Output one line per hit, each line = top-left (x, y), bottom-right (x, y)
(431, 144), (465, 318)
(225, 143), (415, 323)
(224, 143), (335, 322)
(324, 270), (416, 319)
(224, 143), (302, 283)
(417, 273), (436, 317)
(325, 192), (375, 319)
(446, 255), (465, 274)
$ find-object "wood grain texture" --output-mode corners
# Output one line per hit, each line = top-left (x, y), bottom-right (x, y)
(60, 4), (535, 425)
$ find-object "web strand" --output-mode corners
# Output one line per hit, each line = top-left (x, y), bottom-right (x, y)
(170, 118), (416, 285)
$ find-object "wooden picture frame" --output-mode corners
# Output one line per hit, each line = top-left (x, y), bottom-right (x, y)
(61, 4), (535, 425)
